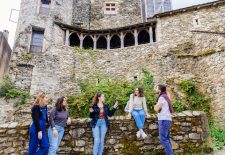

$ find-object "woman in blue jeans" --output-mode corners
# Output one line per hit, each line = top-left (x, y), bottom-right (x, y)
(127, 87), (150, 139)
(154, 84), (174, 155)
(28, 92), (49, 155)
(48, 96), (71, 155)
(89, 92), (119, 155)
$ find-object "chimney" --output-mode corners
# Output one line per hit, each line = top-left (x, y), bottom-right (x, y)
(3, 30), (9, 41)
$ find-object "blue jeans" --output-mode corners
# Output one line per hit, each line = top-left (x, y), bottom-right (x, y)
(92, 119), (107, 155)
(158, 120), (174, 155)
(48, 125), (65, 155)
(131, 109), (145, 129)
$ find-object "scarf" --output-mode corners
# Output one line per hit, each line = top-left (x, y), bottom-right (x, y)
(157, 92), (174, 113)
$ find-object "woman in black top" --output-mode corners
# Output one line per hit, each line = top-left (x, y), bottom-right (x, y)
(89, 92), (118, 155)
(28, 92), (49, 155)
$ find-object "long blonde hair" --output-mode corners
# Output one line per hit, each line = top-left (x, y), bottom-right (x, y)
(33, 92), (47, 108)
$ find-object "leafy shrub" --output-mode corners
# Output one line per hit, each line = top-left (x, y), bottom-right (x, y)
(0, 76), (30, 107)
(179, 80), (212, 123)
(68, 69), (157, 118)
(210, 127), (225, 149)
(179, 80), (196, 95)
(0, 76), (13, 97)
(172, 100), (187, 112)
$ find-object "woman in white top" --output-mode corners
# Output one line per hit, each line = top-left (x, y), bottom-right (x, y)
(127, 87), (150, 139)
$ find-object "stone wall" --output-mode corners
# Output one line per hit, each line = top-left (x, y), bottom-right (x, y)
(72, 0), (91, 28)
(0, 32), (11, 80)
(0, 111), (211, 155)
(90, 0), (142, 29)
(72, 0), (142, 29)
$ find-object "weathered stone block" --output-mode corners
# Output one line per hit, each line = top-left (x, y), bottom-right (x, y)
(189, 133), (201, 140)
(75, 140), (85, 147)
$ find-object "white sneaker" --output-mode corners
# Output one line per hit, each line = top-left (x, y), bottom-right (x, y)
(136, 131), (141, 138)
(141, 131), (147, 139)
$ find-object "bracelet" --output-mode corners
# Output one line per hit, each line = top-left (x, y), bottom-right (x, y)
(52, 127), (56, 130)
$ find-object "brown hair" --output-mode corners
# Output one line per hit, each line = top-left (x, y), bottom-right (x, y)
(92, 92), (103, 104)
(157, 84), (167, 93)
(55, 96), (66, 111)
(135, 87), (144, 97)
(34, 92), (47, 107)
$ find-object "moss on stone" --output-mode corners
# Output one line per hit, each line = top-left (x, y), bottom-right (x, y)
(183, 142), (203, 153)
(197, 49), (216, 57)
(119, 138), (142, 155)
(169, 42), (194, 53)
(175, 54), (195, 58)
(21, 53), (32, 62)
(171, 124), (181, 132)
(65, 139), (75, 148)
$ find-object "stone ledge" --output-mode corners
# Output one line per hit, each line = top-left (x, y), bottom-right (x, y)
(0, 111), (206, 129)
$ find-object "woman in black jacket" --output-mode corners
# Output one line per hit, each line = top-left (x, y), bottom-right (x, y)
(28, 92), (49, 155)
(89, 92), (118, 155)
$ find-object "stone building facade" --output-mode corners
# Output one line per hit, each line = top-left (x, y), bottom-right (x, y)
(10, 0), (225, 126)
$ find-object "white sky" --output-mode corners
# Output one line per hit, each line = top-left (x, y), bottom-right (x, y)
(0, 0), (217, 48)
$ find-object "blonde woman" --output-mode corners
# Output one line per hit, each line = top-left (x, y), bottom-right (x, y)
(28, 92), (49, 155)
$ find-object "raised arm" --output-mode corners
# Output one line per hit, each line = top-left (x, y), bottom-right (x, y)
(107, 104), (117, 117)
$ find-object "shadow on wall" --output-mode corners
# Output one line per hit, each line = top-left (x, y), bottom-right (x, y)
(0, 31), (12, 80)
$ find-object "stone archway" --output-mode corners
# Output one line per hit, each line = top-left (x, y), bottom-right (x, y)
(124, 32), (135, 47)
(110, 35), (121, 49)
(138, 29), (150, 45)
(83, 36), (93, 49)
(69, 33), (80, 47)
(97, 36), (107, 49)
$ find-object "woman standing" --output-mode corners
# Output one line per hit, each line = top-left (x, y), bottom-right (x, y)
(28, 92), (49, 155)
(48, 96), (71, 155)
(127, 87), (150, 139)
(89, 92), (118, 155)
(154, 84), (174, 155)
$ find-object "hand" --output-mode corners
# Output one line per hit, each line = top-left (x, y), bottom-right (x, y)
(38, 131), (42, 140)
(89, 108), (94, 112)
(127, 113), (132, 119)
(67, 117), (71, 125)
(53, 128), (58, 137)
(113, 101), (119, 109)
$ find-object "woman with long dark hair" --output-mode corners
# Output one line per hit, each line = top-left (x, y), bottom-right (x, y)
(89, 92), (118, 155)
(28, 92), (49, 155)
(154, 84), (174, 155)
(48, 96), (71, 155)
(127, 87), (150, 139)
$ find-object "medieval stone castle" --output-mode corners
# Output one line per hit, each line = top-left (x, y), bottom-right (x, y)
(9, 0), (225, 128)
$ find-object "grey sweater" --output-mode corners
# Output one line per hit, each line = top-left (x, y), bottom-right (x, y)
(49, 107), (69, 128)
